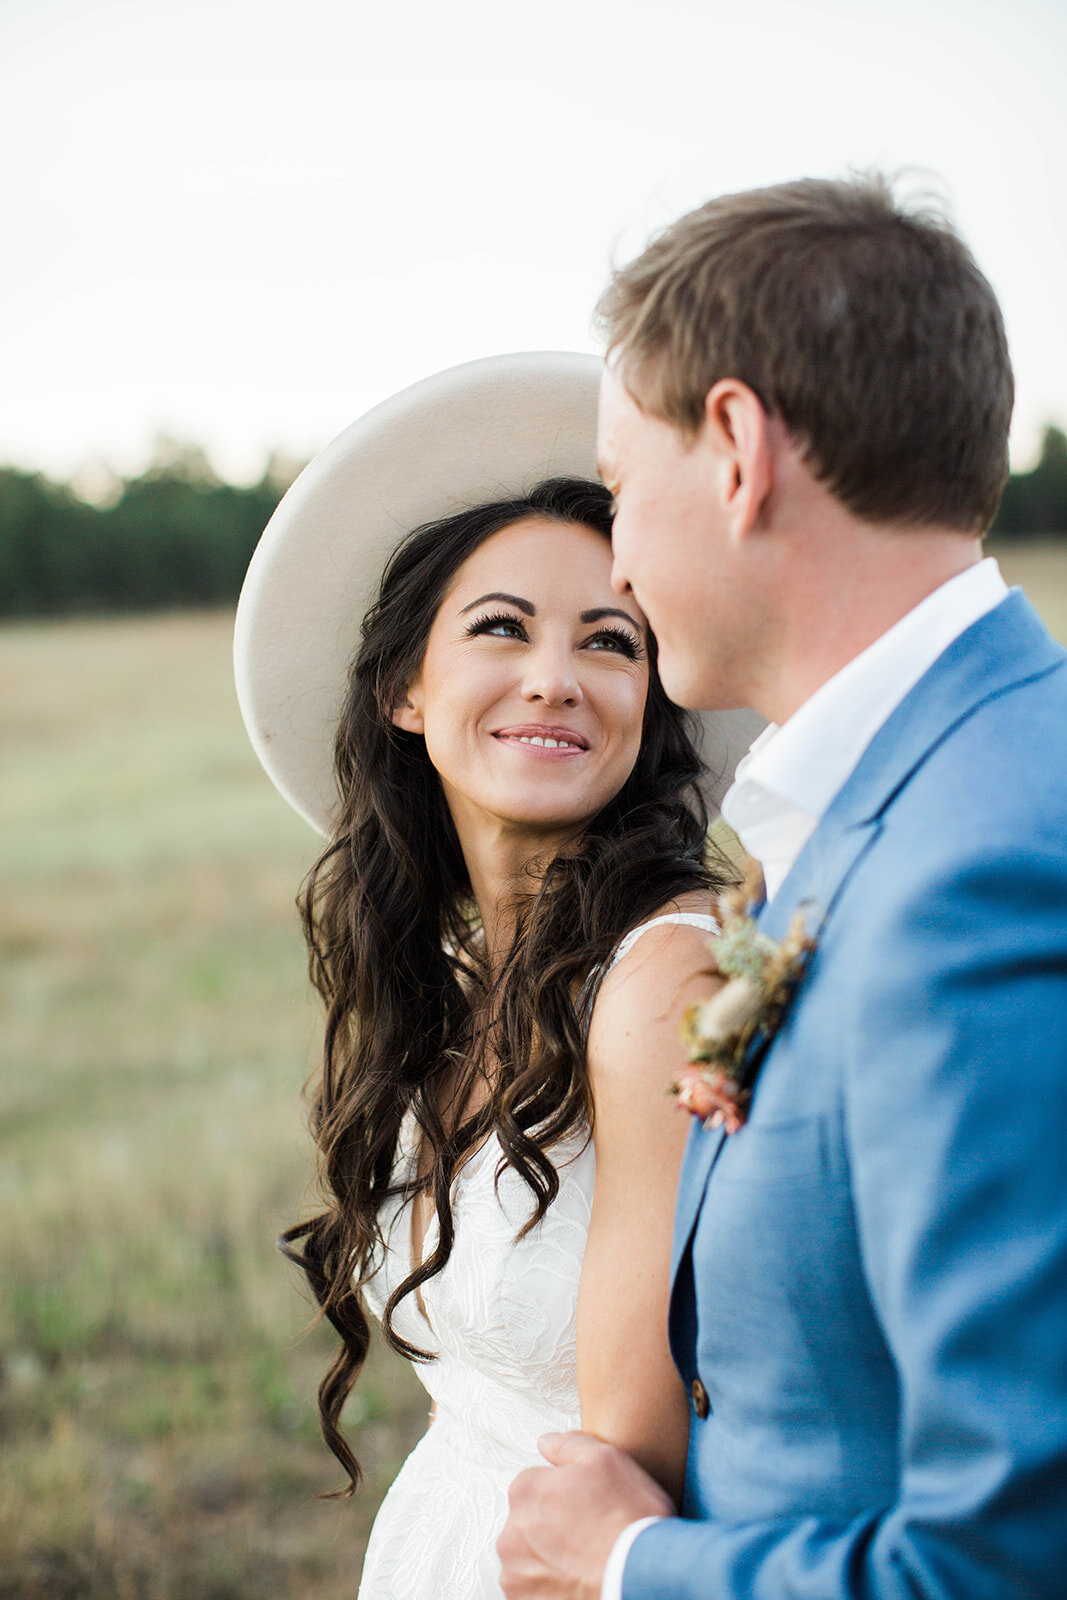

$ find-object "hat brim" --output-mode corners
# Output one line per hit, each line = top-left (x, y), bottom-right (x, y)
(234, 351), (762, 835)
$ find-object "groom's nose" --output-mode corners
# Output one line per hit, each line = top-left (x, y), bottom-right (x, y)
(610, 553), (633, 596)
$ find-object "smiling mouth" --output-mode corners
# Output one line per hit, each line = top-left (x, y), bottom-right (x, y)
(493, 726), (590, 753)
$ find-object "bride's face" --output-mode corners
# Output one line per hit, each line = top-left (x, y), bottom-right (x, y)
(393, 516), (650, 847)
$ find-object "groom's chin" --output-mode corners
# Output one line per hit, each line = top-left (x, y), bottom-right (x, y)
(655, 649), (699, 710)
(659, 656), (736, 715)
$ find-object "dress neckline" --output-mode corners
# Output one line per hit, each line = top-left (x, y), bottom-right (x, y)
(400, 909), (718, 1316)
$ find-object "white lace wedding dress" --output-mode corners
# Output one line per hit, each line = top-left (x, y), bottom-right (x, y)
(358, 912), (718, 1599)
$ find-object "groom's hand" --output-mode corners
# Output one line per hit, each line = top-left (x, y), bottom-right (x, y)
(498, 1429), (674, 1600)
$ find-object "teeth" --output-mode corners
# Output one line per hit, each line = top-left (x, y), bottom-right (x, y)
(515, 735), (575, 749)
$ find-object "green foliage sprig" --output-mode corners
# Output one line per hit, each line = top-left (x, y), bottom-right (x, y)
(673, 860), (815, 1134)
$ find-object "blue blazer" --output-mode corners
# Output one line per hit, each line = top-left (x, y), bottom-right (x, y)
(623, 591), (1067, 1599)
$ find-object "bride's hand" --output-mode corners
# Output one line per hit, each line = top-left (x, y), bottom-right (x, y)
(498, 1430), (674, 1600)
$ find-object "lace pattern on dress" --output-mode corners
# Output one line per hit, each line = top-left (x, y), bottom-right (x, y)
(356, 910), (718, 1599)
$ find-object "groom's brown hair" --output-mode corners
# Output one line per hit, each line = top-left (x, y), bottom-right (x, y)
(595, 173), (1013, 533)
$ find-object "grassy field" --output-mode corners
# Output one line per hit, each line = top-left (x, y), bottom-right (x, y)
(1, 539), (1064, 1598)
(1, 613), (427, 1598)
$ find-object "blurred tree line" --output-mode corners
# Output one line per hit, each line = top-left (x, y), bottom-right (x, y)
(1, 426), (1066, 619)
(992, 425), (1067, 538)
(0, 441), (292, 619)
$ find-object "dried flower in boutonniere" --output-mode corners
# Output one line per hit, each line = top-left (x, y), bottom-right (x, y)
(674, 859), (815, 1134)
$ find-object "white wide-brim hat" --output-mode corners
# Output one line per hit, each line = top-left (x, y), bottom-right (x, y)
(234, 351), (762, 835)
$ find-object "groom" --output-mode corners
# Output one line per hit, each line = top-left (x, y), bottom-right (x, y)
(498, 176), (1067, 1598)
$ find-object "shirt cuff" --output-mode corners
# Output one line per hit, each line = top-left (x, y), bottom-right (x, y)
(600, 1516), (665, 1600)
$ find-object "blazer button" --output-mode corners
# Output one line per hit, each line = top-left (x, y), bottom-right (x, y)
(690, 1377), (710, 1419)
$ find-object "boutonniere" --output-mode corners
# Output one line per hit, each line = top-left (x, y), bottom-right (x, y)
(673, 860), (815, 1134)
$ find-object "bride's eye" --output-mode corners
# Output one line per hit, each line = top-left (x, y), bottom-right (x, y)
(584, 626), (644, 661)
(465, 611), (528, 641)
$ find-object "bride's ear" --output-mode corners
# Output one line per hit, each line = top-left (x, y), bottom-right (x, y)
(391, 677), (425, 734)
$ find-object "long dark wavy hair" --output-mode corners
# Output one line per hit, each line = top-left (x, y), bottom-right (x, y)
(281, 476), (734, 1491)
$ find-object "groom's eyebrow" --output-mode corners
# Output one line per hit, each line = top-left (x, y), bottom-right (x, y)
(459, 591), (534, 615)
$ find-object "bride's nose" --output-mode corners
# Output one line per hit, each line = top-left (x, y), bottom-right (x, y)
(521, 641), (582, 706)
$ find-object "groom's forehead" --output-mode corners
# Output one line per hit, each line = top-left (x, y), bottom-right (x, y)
(594, 381), (617, 485)
(597, 364), (680, 473)
(595, 363), (635, 474)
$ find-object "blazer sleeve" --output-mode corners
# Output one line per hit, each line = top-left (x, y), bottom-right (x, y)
(622, 838), (1067, 1600)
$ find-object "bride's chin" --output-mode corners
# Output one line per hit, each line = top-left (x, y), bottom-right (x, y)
(501, 811), (588, 836)
(487, 803), (597, 844)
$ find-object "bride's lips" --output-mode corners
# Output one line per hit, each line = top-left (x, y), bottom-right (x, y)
(492, 724), (590, 756)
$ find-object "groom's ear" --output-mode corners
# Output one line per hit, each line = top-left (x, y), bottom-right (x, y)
(703, 380), (773, 544)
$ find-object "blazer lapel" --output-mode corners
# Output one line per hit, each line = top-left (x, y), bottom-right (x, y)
(671, 1120), (727, 1279)
(760, 590), (1064, 944)
(669, 591), (1063, 1285)
(671, 813), (879, 1271)
(757, 817), (880, 946)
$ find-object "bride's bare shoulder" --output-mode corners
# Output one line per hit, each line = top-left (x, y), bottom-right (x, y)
(602, 888), (719, 980)
(586, 890), (722, 1099)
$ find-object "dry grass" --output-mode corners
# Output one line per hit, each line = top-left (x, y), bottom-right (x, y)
(1, 542), (1063, 1596)
(1, 610), (426, 1599)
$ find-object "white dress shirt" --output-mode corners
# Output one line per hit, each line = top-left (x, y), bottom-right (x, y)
(599, 556), (1008, 1600)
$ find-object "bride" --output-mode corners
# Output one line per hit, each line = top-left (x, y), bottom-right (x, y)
(234, 354), (754, 1598)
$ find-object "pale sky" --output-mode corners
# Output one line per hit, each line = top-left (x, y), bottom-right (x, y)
(1, 0), (1065, 487)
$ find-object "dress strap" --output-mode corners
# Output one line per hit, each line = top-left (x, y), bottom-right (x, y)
(576, 911), (719, 1030)
(607, 911), (719, 974)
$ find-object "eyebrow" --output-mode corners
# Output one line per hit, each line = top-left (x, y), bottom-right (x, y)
(580, 606), (643, 630)
(459, 591), (535, 616)
(458, 592), (642, 632)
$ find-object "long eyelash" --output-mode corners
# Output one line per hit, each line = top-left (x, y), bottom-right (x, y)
(592, 626), (644, 661)
(464, 612), (643, 660)
(464, 610), (525, 637)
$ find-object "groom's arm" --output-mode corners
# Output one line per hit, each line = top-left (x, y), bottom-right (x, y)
(620, 838), (1067, 1600)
